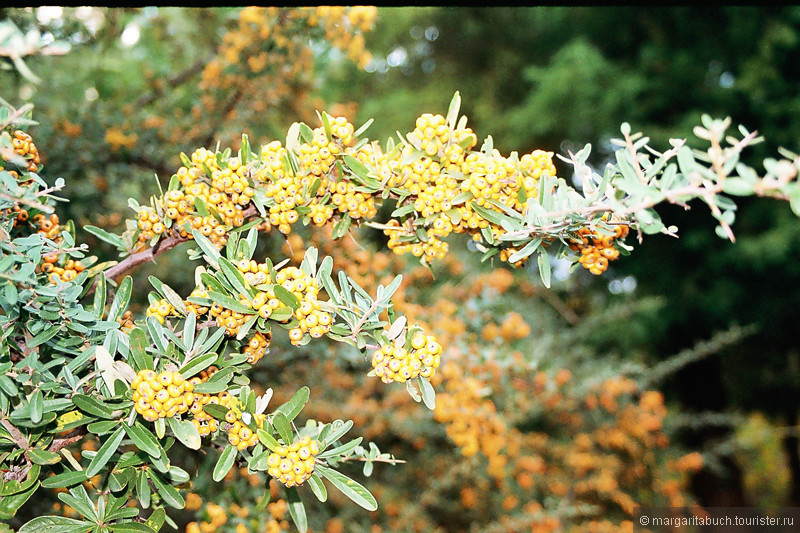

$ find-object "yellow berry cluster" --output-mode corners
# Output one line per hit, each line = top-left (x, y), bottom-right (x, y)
(244, 331), (271, 364)
(2, 130), (41, 173)
(136, 147), (253, 249)
(186, 369), (223, 437)
(41, 255), (85, 283)
(569, 215), (629, 275)
(132, 370), (195, 423)
(209, 303), (249, 337)
(383, 219), (449, 263)
(371, 332), (442, 384)
(275, 266), (332, 344)
(136, 208), (166, 245)
(223, 401), (266, 450)
(146, 298), (175, 325)
(328, 178), (377, 221)
(266, 436), (320, 487)
(185, 287), (210, 316)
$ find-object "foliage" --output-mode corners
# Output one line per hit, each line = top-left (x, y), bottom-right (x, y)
(3, 6), (800, 533)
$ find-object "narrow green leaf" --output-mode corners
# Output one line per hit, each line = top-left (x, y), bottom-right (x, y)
(108, 277), (132, 321)
(128, 328), (153, 372)
(124, 422), (162, 458)
(166, 418), (202, 450)
(41, 470), (88, 489)
(30, 389), (43, 424)
(84, 225), (125, 249)
(419, 376), (436, 410)
(537, 253), (551, 289)
(72, 394), (115, 419)
(207, 291), (255, 315)
(180, 352), (219, 379)
(146, 471), (184, 509)
(307, 472), (327, 502)
(285, 487), (308, 533)
(316, 465), (378, 511)
(272, 412), (292, 444)
(273, 285), (300, 310)
(17, 515), (89, 533)
(202, 403), (230, 421)
(275, 386), (309, 423)
(213, 446), (238, 482)
(86, 427), (125, 478)
(318, 437), (363, 459)
(28, 448), (62, 466)
(256, 429), (279, 451)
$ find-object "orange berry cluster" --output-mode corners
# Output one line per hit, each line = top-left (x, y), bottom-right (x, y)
(41, 254), (85, 283)
(266, 436), (320, 487)
(2, 130), (41, 173)
(569, 215), (629, 275)
(117, 310), (135, 332)
(132, 370), (195, 423)
(244, 331), (271, 364)
(33, 213), (61, 242)
(146, 298), (175, 325)
(371, 332), (442, 384)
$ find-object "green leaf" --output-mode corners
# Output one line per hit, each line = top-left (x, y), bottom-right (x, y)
(128, 328), (153, 372)
(318, 437), (363, 459)
(307, 472), (327, 503)
(28, 325), (60, 348)
(108, 276), (132, 321)
(202, 403), (230, 421)
(146, 471), (184, 509)
(191, 230), (221, 266)
(180, 351), (219, 379)
(41, 470), (88, 489)
(166, 417), (201, 450)
(110, 523), (156, 533)
(256, 429), (279, 451)
(273, 285), (300, 310)
(272, 412), (293, 444)
(212, 446), (237, 482)
(446, 91), (461, 129)
(86, 427), (125, 478)
(58, 486), (97, 520)
(0, 464), (40, 496)
(84, 225), (125, 249)
(321, 420), (353, 448)
(144, 507), (165, 531)
(285, 487), (308, 533)
(124, 422), (162, 458)
(275, 386), (309, 423)
(218, 256), (253, 298)
(148, 276), (187, 316)
(30, 389), (43, 424)
(28, 448), (62, 466)
(0, 482), (39, 520)
(17, 515), (90, 533)
(136, 471), (151, 509)
(72, 394), (115, 419)
(419, 376), (436, 410)
(537, 253), (551, 288)
(316, 465), (378, 511)
(207, 291), (255, 315)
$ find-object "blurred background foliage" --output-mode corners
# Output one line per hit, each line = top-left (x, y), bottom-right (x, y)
(4, 5), (800, 531)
